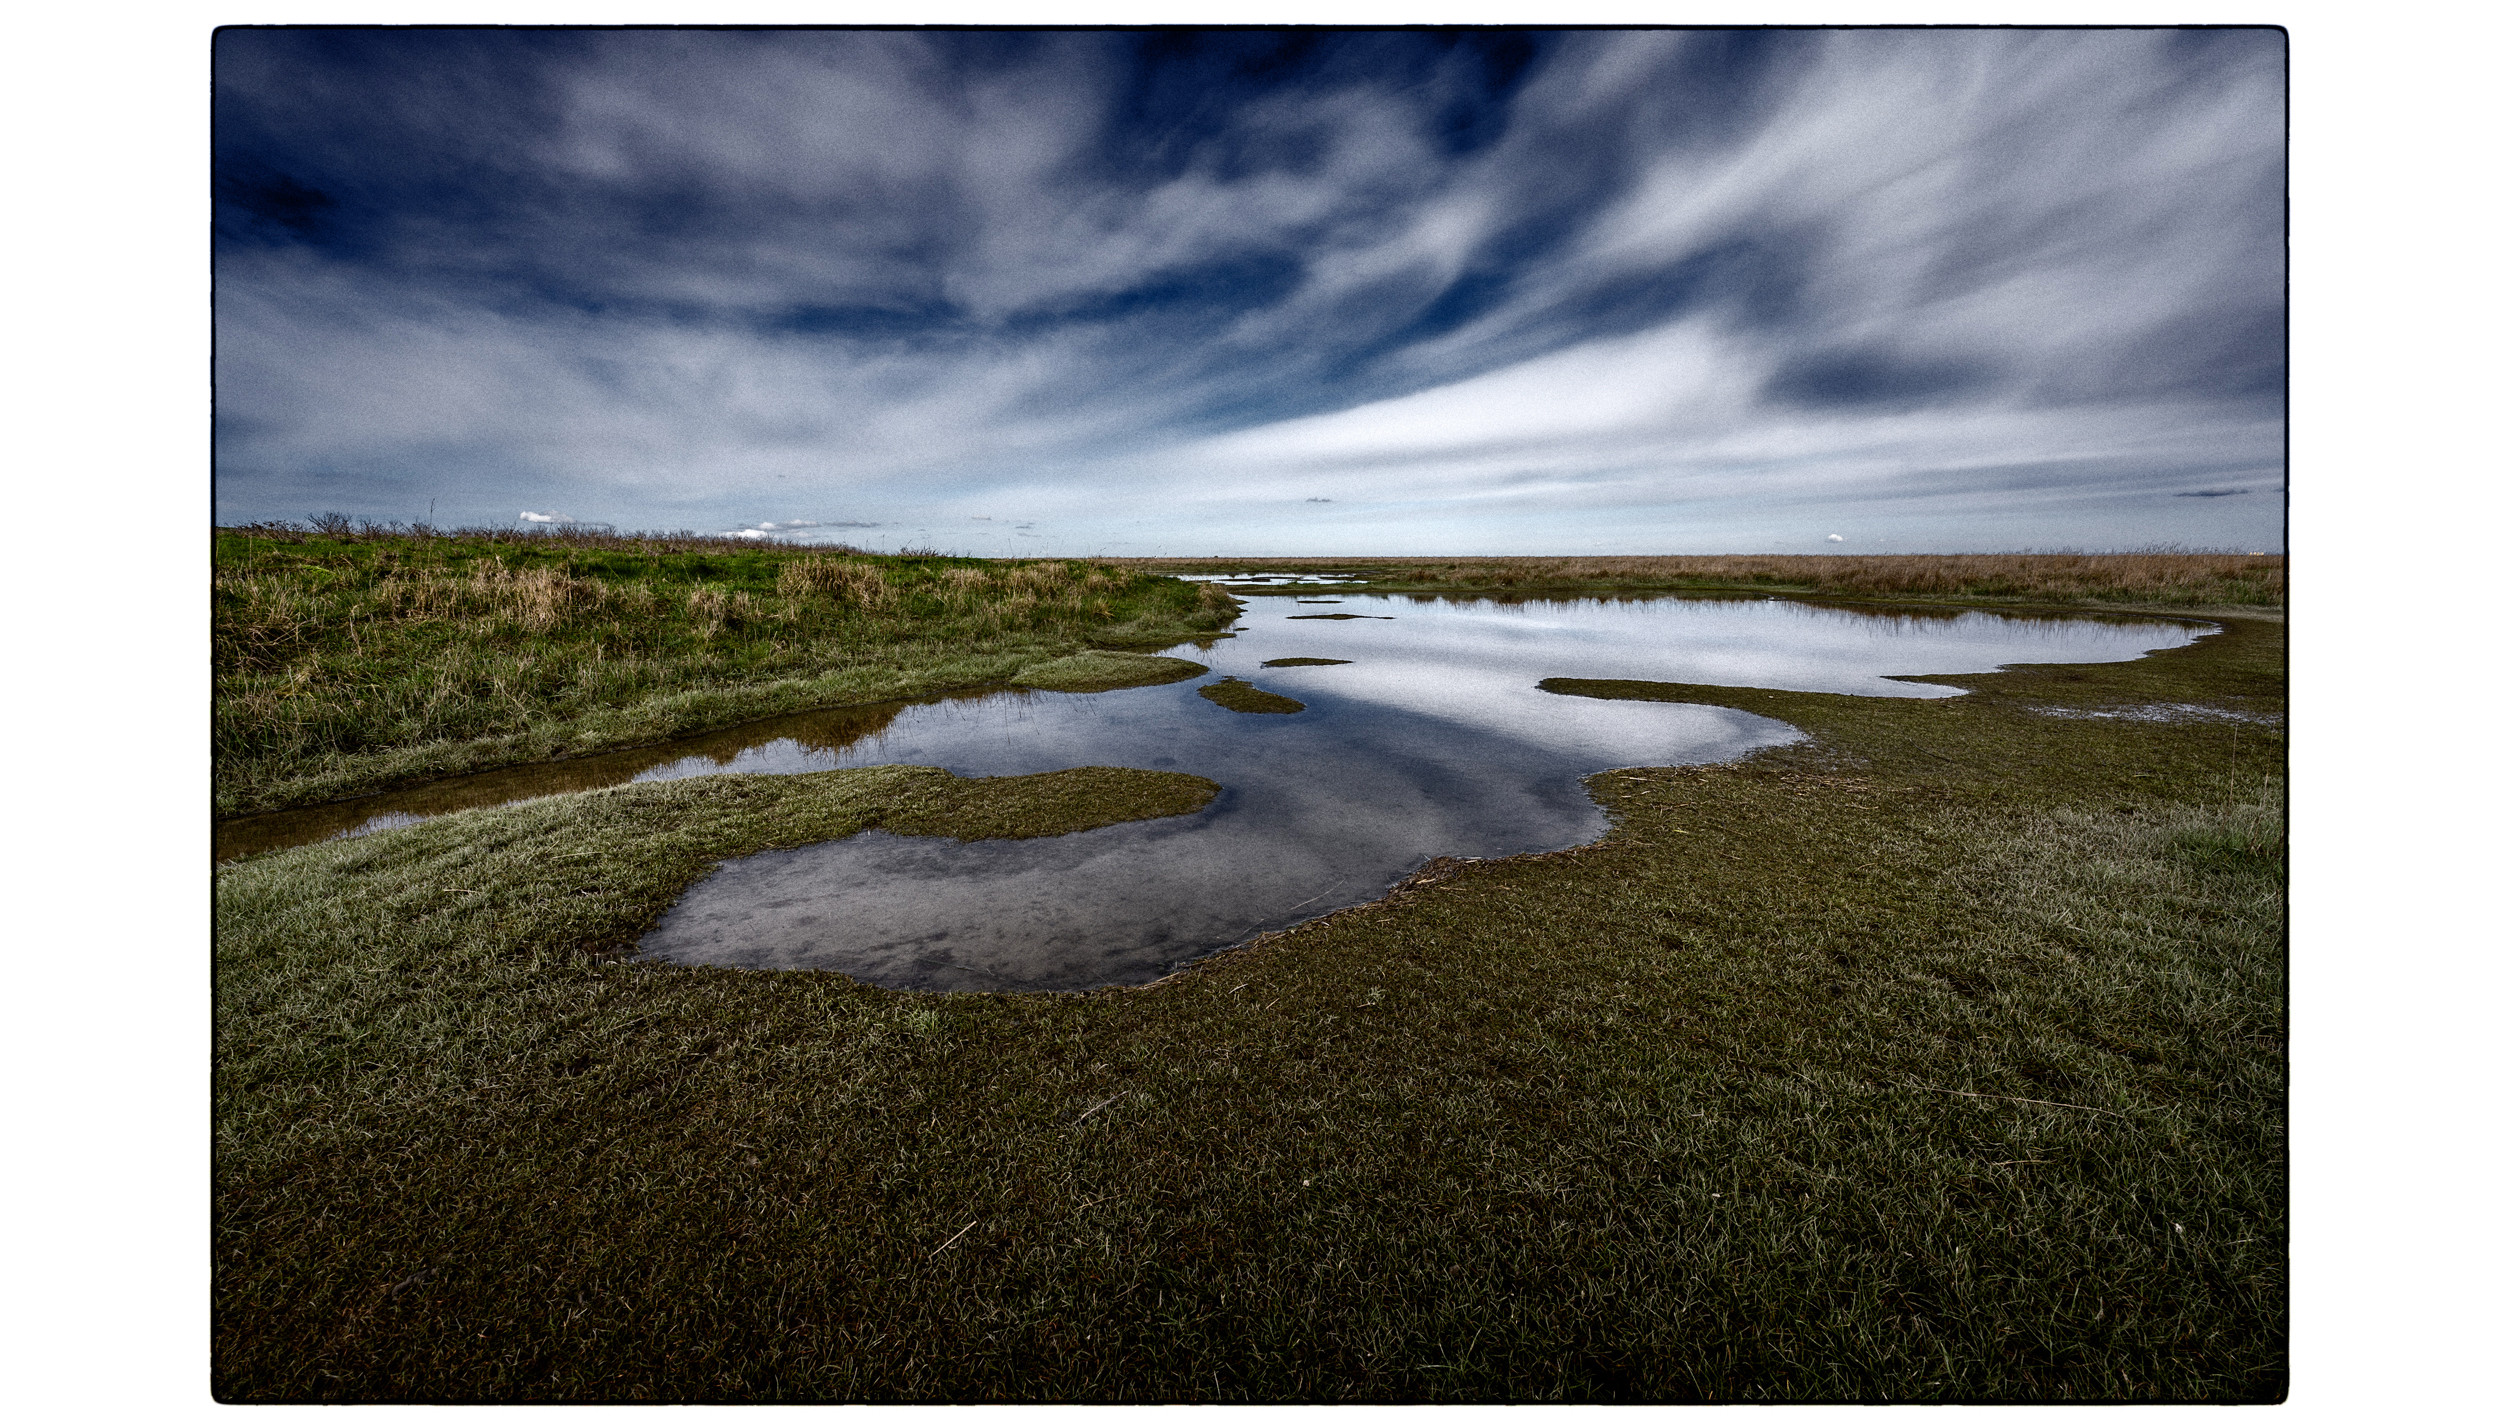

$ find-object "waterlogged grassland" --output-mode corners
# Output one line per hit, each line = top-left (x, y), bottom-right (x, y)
(1119, 551), (2284, 610)
(215, 528), (1238, 816)
(217, 763), (1221, 975)
(213, 588), (2283, 1402)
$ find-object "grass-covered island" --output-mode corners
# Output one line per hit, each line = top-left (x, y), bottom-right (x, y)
(215, 531), (2284, 1402)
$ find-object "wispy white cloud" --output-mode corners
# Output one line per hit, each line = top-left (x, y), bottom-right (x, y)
(214, 29), (2283, 553)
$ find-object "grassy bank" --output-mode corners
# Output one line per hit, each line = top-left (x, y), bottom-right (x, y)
(213, 591), (2283, 1401)
(1114, 551), (2284, 609)
(214, 525), (1237, 816)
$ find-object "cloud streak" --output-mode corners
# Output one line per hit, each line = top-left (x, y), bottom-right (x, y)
(214, 28), (2284, 553)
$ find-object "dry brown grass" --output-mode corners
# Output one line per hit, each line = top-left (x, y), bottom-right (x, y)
(1113, 552), (2283, 608)
(217, 559), (644, 664)
(776, 556), (898, 608)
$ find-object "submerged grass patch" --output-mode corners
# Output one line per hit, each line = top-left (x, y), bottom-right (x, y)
(1196, 676), (1306, 715)
(1261, 657), (1352, 668)
(213, 585), (2283, 1402)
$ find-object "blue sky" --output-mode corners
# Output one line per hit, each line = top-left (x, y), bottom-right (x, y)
(213, 27), (2285, 554)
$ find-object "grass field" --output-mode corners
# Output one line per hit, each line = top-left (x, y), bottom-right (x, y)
(213, 548), (2284, 1402)
(214, 524), (1237, 817)
(1116, 551), (2284, 609)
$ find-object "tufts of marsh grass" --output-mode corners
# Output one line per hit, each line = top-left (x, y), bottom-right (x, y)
(215, 529), (1239, 816)
(213, 609), (2282, 1403)
(1115, 552), (2283, 609)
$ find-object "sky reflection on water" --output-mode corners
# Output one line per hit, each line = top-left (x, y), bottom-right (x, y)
(630, 595), (2204, 990)
(218, 594), (2205, 989)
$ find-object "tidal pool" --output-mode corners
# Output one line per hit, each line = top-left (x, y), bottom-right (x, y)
(626, 595), (2207, 991)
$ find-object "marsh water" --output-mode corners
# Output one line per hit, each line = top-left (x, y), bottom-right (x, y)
(220, 594), (2209, 991)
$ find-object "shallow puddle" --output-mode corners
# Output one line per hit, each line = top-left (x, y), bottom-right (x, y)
(635, 595), (2204, 990)
(222, 594), (2208, 992)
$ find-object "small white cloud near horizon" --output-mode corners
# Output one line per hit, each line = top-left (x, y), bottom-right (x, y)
(1827, 534), (1845, 543)
(520, 510), (569, 524)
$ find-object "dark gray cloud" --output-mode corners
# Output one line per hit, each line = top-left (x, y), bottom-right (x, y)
(214, 28), (2284, 553)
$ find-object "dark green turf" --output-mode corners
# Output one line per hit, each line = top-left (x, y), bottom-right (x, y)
(214, 608), (2282, 1403)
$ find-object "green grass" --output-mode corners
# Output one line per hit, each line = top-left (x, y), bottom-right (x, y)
(1115, 552), (2284, 610)
(214, 526), (1238, 816)
(1009, 651), (1211, 693)
(1196, 676), (1307, 715)
(214, 591), (2283, 1402)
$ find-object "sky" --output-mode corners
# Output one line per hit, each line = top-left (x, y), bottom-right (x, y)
(213, 26), (2285, 555)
